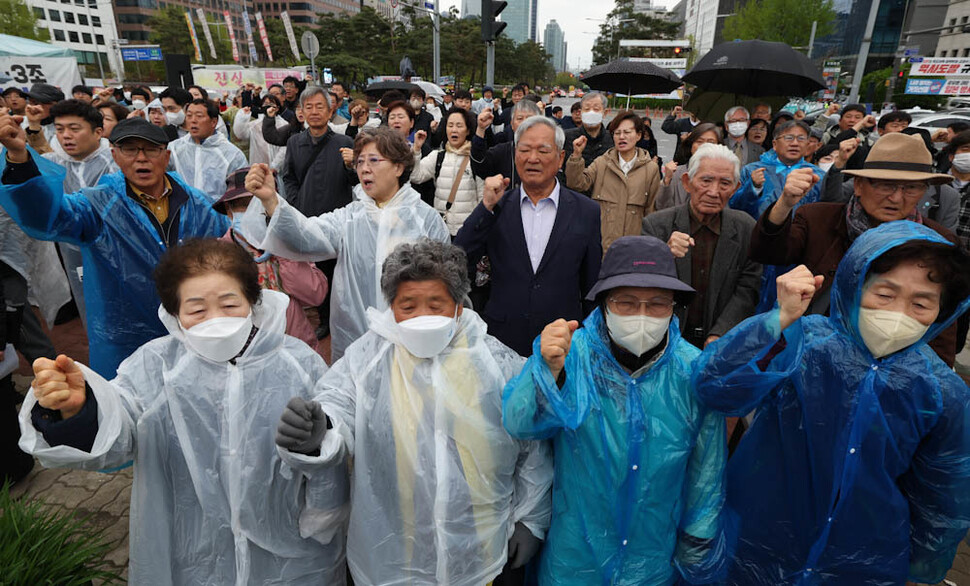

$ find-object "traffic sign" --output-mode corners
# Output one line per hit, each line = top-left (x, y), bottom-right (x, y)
(909, 57), (924, 63)
(300, 31), (319, 60)
(904, 47), (920, 57)
(120, 46), (163, 61)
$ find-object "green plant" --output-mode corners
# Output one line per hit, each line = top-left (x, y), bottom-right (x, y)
(0, 483), (122, 585)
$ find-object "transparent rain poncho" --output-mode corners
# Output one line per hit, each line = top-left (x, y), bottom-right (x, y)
(167, 131), (249, 202)
(693, 221), (970, 585)
(42, 138), (119, 328)
(281, 307), (553, 586)
(0, 149), (228, 377)
(502, 308), (731, 586)
(241, 183), (449, 361)
(19, 290), (349, 585)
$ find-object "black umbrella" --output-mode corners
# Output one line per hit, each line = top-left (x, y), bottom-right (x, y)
(685, 91), (789, 124)
(682, 40), (825, 97)
(581, 59), (683, 107)
(364, 80), (418, 98)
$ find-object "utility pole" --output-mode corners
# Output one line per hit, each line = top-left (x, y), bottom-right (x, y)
(412, 0), (441, 84)
(848, 0), (881, 104)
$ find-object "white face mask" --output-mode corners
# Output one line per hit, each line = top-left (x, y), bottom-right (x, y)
(165, 109), (185, 126)
(605, 309), (669, 357)
(397, 308), (458, 358)
(857, 307), (929, 359)
(581, 110), (603, 127)
(132, 100), (147, 111)
(727, 121), (748, 137)
(181, 313), (254, 362)
(952, 153), (970, 173)
(819, 161), (834, 173)
(410, 99), (424, 111)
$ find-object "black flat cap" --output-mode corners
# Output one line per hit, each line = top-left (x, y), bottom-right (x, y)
(109, 117), (170, 146)
(24, 83), (65, 104)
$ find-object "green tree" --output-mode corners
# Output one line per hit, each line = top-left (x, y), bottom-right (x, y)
(591, 0), (680, 66)
(0, 0), (50, 42)
(147, 6), (232, 65)
(722, 0), (836, 49)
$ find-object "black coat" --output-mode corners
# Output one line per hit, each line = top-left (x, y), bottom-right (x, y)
(453, 185), (602, 356)
(562, 125), (614, 172)
(281, 129), (356, 217)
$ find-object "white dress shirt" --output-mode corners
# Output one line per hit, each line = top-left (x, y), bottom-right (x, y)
(519, 180), (561, 272)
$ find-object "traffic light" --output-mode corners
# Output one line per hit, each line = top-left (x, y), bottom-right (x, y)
(674, 47), (682, 55)
(897, 70), (904, 79)
(482, 0), (508, 42)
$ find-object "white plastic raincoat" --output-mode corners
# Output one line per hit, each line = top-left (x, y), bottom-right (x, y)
(168, 131), (249, 201)
(18, 290), (349, 585)
(232, 112), (287, 167)
(0, 206), (69, 324)
(280, 307), (553, 586)
(244, 183), (450, 361)
(42, 138), (119, 328)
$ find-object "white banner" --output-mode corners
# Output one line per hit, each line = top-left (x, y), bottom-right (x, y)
(196, 8), (218, 60)
(241, 10), (259, 63)
(281, 11), (300, 61)
(909, 58), (970, 77)
(0, 57), (82, 92)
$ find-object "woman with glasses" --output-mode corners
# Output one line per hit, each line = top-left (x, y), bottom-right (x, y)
(565, 110), (662, 252)
(502, 235), (729, 586)
(655, 122), (722, 210)
(238, 126), (449, 361)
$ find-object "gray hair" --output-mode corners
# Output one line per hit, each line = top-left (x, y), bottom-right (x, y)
(512, 99), (542, 118)
(724, 106), (750, 122)
(773, 119), (811, 139)
(687, 143), (741, 183)
(380, 238), (470, 305)
(298, 85), (335, 110)
(580, 91), (608, 110)
(514, 115), (566, 151)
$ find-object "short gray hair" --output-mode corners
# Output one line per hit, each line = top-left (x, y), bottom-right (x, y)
(580, 91), (608, 110)
(687, 143), (741, 183)
(380, 239), (470, 305)
(512, 99), (542, 118)
(724, 106), (750, 123)
(299, 85), (335, 110)
(514, 116), (566, 151)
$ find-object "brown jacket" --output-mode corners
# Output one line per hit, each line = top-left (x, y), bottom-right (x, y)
(565, 147), (661, 252)
(750, 201), (960, 366)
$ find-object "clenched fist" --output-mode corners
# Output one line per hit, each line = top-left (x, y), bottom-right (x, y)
(245, 163), (279, 215)
(751, 167), (767, 189)
(540, 319), (579, 380)
(483, 174), (510, 211)
(0, 111), (27, 163)
(776, 265), (824, 330)
(667, 231), (695, 258)
(413, 129), (428, 152)
(32, 355), (87, 419)
(572, 135), (588, 157)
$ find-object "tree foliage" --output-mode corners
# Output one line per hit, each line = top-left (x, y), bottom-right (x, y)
(722, 0), (836, 49)
(591, 0), (680, 67)
(147, 6), (233, 65)
(0, 0), (50, 42)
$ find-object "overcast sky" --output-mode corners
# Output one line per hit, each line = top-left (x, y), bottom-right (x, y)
(439, 0), (679, 70)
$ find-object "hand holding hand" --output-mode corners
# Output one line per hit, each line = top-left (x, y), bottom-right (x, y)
(667, 231), (695, 258)
(776, 265), (824, 330)
(540, 318), (579, 380)
(482, 174), (510, 211)
(32, 355), (86, 420)
(275, 397), (328, 455)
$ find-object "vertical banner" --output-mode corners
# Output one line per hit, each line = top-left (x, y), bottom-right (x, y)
(196, 8), (217, 60)
(223, 10), (240, 63)
(281, 11), (300, 61)
(255, 12), (274, 62)
(821, 60), (841, 100)
(184, 12), (202, 62)
(242, 10), (260, 63)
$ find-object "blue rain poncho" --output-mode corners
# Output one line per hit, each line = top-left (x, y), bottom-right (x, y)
(41, 138), (119, 329)
(18, 290), (349, 585)
(241, 184), (449, 361)
(502, 308), (730, 585)
(0, 148), (228, 377)
(281, 307), (553, 586)
(167, 132), (249, 202)
(692, 221), (970, 585)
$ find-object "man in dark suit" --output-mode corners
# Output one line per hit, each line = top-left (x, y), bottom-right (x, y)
(455, 116), (603, 356)
(643, 144), (762, 349)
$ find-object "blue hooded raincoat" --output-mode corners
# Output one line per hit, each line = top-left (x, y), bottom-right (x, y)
(502, 308), (730, 585)
(0, 148), (228, 377)
(693, 221), (970, 585)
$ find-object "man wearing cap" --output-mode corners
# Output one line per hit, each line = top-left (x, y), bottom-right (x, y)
(750, 131), (963, 366)
(0, 114), (228, 377)
(21, 83), (65, 150)
(502, 234), (729, 586)
(2, 88), (26, 116)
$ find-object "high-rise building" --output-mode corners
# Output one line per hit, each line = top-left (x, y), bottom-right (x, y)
(504, 0), (536, 44)
(543, 19), (567, 72)
(462, 0), (481, 18)
(27, 0), (122, 79)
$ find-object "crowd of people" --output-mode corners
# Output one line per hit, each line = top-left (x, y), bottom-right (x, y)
(0, 76), (969, 586)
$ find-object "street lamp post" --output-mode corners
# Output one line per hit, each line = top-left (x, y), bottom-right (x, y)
(410, 0), (441, 84)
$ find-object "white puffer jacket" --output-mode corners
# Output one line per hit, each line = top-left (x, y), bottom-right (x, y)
(410, 141), (485, 235)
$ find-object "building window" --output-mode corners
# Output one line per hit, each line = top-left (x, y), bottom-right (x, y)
(69, 31), (79, 42)
(33, 6), (44, 18)
(78, 13), (87, 24)
(64, 11), (75, 23)
(82, 32), (91, 43)
(963, 16), (969, 24)
(91, 15), (100, 26)
(95, 34), (104, 44)
(48, 9), (60, 21)
(964, 48), (970, 57)
(53, 29), (65, 41)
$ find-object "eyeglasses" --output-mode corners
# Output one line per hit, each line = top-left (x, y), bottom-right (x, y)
(115, 145), (166, 159)
(355, 156), (387, 169)
(867, 179), (926, 198)
(777, 134), (808, 143)
(607, 295), (676, 317)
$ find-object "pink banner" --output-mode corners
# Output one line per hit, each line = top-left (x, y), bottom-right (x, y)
(255, 12), (273, 63)
(223, 10), (240, 63)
